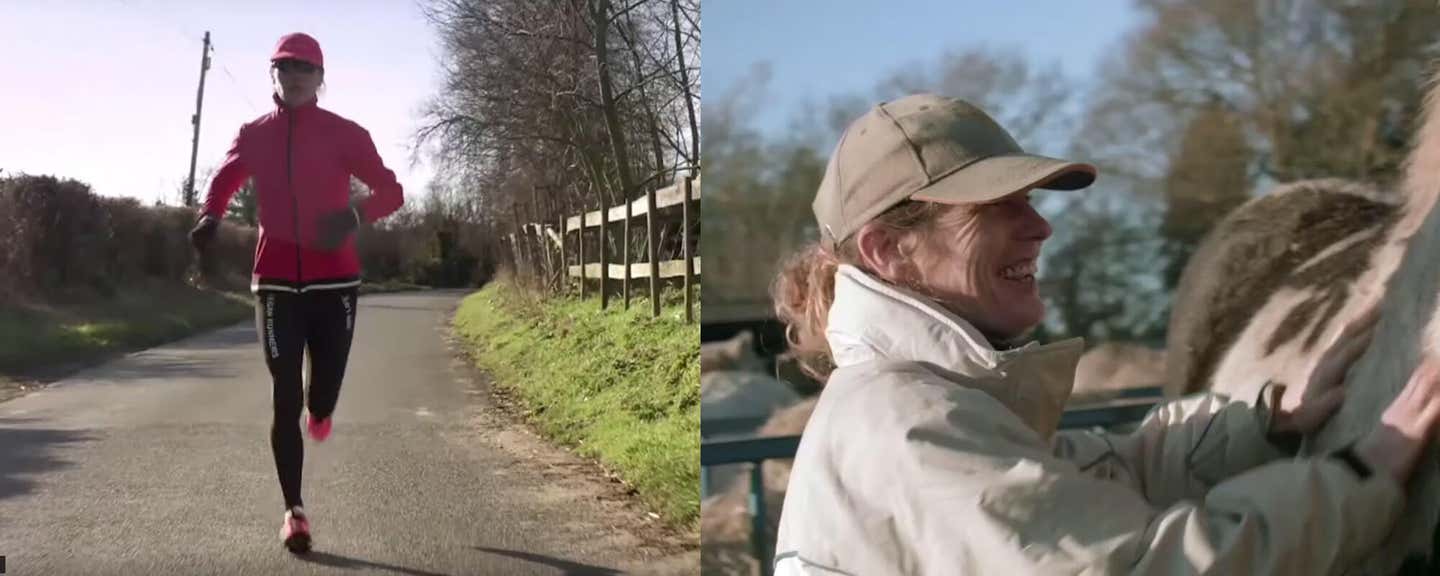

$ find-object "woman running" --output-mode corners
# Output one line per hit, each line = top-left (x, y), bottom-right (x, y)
(188, 32), (404, 554)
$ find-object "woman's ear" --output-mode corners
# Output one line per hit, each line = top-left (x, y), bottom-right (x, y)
(855, 223), (908, 285)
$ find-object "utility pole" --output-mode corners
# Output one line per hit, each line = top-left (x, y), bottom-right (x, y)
(184, 31), (212, 207)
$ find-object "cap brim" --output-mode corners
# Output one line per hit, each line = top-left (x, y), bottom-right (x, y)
(271, 52), (321, 67)
(910, 153), (1096, 205)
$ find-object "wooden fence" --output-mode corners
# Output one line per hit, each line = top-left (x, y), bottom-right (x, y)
(506, 174), (701, 322)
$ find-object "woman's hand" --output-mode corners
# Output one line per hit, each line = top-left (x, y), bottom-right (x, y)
(189, 214), (219, 251)
(1270, 302), (1382, 436)
(1305, 302), (1383, 397)
(1356, 354), (1440, 483)
(316, 207), (360, 251)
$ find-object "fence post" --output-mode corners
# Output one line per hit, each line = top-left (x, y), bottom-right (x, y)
(624, 188), (632, 310)
(502, 235), (513, 275)
(579, 200), (587, 300)
(647, 185), (660, 318)
(559, 212), (568, 296)
(530, 186), (551, 293)
(601, 195), (610, 311)
(524, 225), (535, 285)
(511, 206), (526, 284)
(681, 175), (693, 324)
(527, 227), (538, 285)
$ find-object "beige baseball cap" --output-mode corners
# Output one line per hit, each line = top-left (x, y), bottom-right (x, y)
(814, 94), (1096, 248)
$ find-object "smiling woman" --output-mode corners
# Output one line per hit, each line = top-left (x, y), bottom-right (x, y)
(764, 94), (1440, 575)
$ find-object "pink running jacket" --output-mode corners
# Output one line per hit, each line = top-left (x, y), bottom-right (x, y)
(202, 94), (404, 292)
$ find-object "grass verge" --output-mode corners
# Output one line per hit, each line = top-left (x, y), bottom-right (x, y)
(452, 278), (700, 530)
(0, 280), (252, 378)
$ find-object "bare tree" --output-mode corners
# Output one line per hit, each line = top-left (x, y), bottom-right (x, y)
(415, 0), (699, 293)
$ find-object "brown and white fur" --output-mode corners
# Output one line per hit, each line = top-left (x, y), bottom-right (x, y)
(1171, 73), (1440, 572)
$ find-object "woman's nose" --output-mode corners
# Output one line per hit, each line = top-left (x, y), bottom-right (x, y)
(1023, 203), (1052, 241)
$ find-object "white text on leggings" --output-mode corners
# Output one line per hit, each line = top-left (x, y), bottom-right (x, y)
(265, 295), (279, 359)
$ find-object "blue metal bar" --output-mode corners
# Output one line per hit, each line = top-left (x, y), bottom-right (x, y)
(1107, 386), (1165, 400)
(700, 401), (1160, 468)
(701, 435), (803, 467)
(701, 396), (1166, 575)
(750, 463), (771, 576)
(1058, 402), (1157, 430)
(701, 416), (771, 438)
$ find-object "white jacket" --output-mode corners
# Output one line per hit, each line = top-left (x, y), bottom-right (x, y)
(773, 265), (1402, 575)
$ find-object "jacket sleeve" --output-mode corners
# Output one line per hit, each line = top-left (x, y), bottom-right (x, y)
(344, 124), (404, 223)
(1053, 391), (1291, 508)
(201, 126), (251, 219)
(891, 395), (1403, 575)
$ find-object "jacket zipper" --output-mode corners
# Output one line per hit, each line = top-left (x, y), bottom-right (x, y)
(287, 108), (303, 290)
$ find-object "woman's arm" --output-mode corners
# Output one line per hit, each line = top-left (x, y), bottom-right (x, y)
(201, 126), (251, 219)
(891, 392), (1402, 575)
(1053, 392), (1288, 506)
(931, 450), (1401, 574)
(343, 124), (404, 223)
(1056, 304), (1381, 506)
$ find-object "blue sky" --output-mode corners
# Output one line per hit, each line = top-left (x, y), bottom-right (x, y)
(1, 1), (440, 206)
(704, 0), (1143, 136)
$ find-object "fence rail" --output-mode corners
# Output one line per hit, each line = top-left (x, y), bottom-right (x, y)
(701, 386), (1167, 576)
(507, 175), (701, 321)
(566, 177), (699, 231)
(567, 259), (703, 280)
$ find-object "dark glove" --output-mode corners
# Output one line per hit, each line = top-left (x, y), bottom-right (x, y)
(189, 215), (219, 251)
(316, 207), (360, 251)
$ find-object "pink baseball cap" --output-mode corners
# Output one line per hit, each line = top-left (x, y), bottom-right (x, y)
(271, 33), (323, 69)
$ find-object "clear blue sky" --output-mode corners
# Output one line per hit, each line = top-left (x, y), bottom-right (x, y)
(705, 0), (1142, 136)
(1, 0), (440, 206)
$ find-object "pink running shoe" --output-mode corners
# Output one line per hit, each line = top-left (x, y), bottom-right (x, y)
(280, 507), (311, 554)
(306, 412), (332, 443)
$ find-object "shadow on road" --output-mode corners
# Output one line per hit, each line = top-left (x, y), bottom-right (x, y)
(73, 353), (241, 384)
(471, 546), (622, 575)
(13, 324), (256, 385)
(298, 550), (453, 575)
(0, 417), (96, 501)
(161, 324), (258, 352)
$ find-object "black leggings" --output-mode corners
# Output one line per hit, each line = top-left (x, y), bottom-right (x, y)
(254, 288), (357, 510)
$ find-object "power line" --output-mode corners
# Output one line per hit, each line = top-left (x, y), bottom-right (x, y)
(211, 47), (261, 115)
(112, 0), (197, 47)
(111, 0), (259, 114)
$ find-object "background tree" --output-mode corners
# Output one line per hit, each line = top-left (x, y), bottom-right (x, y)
(224, 179), (257, 227)
(414, 0), (700, 294)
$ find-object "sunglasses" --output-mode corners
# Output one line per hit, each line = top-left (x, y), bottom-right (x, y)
(274, 60), (319, 74)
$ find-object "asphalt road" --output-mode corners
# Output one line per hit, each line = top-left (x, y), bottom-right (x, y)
(0, 290), (694, 575)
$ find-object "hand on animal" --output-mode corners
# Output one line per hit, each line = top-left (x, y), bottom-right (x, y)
(1276, 301), (1381, 411)
(1355, 354), (1440, 484)
(1271, 386), (1346, 437)
(1270, 302), (1382, 436)
(1306, 301), (1383, 395)
(316, 206), (360, 251)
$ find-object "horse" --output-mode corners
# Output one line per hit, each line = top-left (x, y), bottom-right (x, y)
(1167, 72), (1440, 574)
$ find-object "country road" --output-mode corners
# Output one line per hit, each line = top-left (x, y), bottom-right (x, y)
(0, 290), (697, 575)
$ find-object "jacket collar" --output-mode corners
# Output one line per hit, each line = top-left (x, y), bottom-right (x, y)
(826, 264), (1085, 438)
(272, 93), (320, 116)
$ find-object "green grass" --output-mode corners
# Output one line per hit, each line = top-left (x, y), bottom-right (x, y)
(0, 281), (252, 375)
(452, 279), (700, 530)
